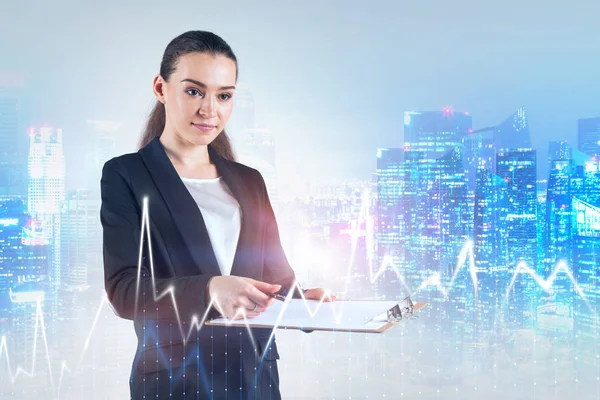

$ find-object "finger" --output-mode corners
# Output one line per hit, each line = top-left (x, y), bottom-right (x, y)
(236, 297), (270, 313)
(306, 288), (336, 302)
(245, 285), (274, 307)
(305, 288), (323, 299)
(251, 304), (270, 313)
(245, 299), (275, 312)
(249, 280), (282, 294)
(236, 297), (258, 311)
(324, 291), (337, 302)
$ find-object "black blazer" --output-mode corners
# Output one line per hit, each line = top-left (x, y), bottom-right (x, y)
(100, 135), (303, 398)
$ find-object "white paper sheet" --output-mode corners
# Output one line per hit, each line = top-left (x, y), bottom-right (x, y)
(207, 299), (401, 331)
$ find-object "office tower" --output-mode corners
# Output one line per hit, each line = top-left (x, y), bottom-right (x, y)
(401, 110), (472, 370)
(27, 127), (65, 286)
(548, 140), (572, 168)
(462, 127), (496, 192)
(0, 89), (27, 198)
(473, 168), (509, 332)
(61, 189), (102, 288)
(496, 148), (538, 327)
(496, 148), (538, 265)
(538, 144), (575, 337)
(375, 147), (413, 298)
(571, 159), (600, 364)
(236, 127), (278, 205)
(571, 196), (600, 365)
(0, 199), (50, 310)
(0, 201), (22, 306)
(7, 280), (49, 380)
(544, 140), (572, 265)
(330, 217), (370, 298)
(546, 146), (574, 269)
(464, 108), (532, 192)
(403, 110), (471, 280)
(86, 120), (122, 193)
(494, 107), (531, 150)
(0, 197), (50, 347)
(578, 117), (600, 159)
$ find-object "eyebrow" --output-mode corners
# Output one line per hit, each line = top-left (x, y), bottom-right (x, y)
(180, 78), (235, 90)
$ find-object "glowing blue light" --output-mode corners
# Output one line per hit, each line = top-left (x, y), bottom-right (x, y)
(0, 218), (18, 226)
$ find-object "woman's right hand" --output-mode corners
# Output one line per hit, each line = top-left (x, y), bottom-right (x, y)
(206, 276), (281, 320)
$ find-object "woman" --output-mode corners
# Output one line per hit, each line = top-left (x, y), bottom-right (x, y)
(100, 30), (335, 399)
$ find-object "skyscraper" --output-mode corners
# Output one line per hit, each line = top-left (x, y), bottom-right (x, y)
(571, 196), (600, 365)
(61, 189), (102, 288)
(548, 140), (571, 166)
(496, 148), (538, 327)
(473, 168), (509, 330)
(375, 147), (413, 298)
(496, 148), (538, 266)
(27, 127), (65, 285)
(462, 127), (496, 192)
(0, 198), (50, 290)
(494, 107), (531, 150)
(540, 143), (576, 337)
(546, 146), (574, 270)
(0, 88), (27, 198)
(578, 117), (600, 159)
(236, 127), (278, 205)
(403, 110), (471, 281)
(85, 120), (122, 193)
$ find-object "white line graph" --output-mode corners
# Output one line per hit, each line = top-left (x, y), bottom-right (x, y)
(506, 259), (590, 307)
(0, 299), (54, 386)
(0, 294), (109, 399)
(0, 190), (596, 394)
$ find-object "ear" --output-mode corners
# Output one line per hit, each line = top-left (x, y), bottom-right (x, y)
(152, 74), (167, 104)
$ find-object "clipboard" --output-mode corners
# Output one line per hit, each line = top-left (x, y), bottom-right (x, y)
(205, 295), (427, 333)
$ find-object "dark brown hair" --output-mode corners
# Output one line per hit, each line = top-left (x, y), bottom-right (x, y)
(138, 31), (238, 161)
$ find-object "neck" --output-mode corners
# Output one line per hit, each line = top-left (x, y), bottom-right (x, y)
(159, 131), (211, 167)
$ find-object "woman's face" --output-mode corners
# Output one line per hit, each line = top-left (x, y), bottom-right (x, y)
(156, 52), (237, 146)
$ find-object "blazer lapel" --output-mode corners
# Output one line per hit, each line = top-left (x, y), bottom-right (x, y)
(139, 136), (221, 277)
(138, 136), (257, 279)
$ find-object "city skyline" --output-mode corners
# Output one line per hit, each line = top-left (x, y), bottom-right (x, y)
(2, 1), (600, 398)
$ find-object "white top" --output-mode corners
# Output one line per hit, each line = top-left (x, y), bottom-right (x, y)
(180, 176), (241, 276)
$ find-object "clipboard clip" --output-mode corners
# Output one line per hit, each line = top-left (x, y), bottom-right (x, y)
(386, 296), (417, 322)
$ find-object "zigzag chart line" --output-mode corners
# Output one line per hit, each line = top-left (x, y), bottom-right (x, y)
(0, 190), (596, 396)
(341, 189), (591, 307)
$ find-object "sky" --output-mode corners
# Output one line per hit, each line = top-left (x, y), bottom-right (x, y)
(2, 0), (599, 187)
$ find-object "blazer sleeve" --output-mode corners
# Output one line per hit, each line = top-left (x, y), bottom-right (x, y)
(100, 157), (219, 322)
(255, 170), (305, 299)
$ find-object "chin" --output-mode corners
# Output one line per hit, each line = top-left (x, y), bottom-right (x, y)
(190, 137), (215, 146)
(179, 132), (213, 145)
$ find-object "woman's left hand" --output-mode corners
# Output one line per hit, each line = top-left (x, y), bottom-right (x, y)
(303, 287), (336, 302)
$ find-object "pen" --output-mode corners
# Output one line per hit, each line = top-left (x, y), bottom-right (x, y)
(268, 292), (287, 302)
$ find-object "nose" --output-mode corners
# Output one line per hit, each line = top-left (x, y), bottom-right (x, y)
(199, 96), (216, 118)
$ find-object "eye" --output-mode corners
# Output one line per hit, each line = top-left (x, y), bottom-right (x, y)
(186, 89), (201, 97)
(220, 93), (232, 101)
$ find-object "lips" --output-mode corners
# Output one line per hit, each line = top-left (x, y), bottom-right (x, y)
(192, 123), (216, 132)
(193, 123), (215, 128)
